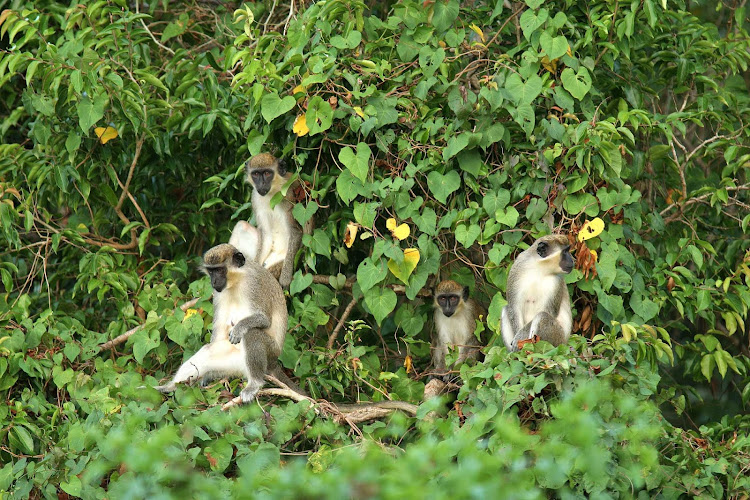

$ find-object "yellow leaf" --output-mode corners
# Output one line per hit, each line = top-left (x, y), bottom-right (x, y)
(387, 248), (420, 284)
(344, 221), (358, 248)
(386, 217), (410, 240)
(353, 106), (365, 118)
(184, 308), (199, 320)
(94, 126), (118, 144)
(578, 217), (605, 241)
(292, 84), (306, 94)
(566, 46), (573, 57)
(360, 231), (373, 240)
(541, 56), (557, 74)
(404, 355), (413, 374)
(293, 114), (309, 137)
(589, 249), (598, 261)
(469, 23), (485, 43)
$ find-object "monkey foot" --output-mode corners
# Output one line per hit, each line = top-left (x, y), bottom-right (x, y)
(153, 383), (176, 393)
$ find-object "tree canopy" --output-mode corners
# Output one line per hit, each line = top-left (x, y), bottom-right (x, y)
(0, 0), (749, 497)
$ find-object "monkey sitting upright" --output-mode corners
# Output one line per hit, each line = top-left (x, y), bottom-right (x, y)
(229, 153), (311, 289)
(501, 234), (574, 352)
(155, 244), (298, 403)
(432, 280), (488, 379)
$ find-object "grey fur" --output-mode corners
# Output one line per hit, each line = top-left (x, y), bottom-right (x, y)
(501, 235), (574, 352)
(155, 244), (291, 403)
(432, 280), (487, 381)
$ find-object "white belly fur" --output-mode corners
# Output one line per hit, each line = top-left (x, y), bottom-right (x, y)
(520, 275), (560, 325)
(437, 313), (469, 346)
(254, 194), (290, 268)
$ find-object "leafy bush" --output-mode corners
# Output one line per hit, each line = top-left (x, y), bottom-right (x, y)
(1, 0), (749, 497)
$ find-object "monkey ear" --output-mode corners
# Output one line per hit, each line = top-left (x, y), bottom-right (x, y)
(537, 241), (548, 258)
(463, 286), (470, 301)
(233, 251), (246, 268)
(277, 159), (288, 176)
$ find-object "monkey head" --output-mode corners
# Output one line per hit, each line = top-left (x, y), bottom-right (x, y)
(532, 235), (574, 275)
(433, 280), (470, 318)
(202, 244), (246, 292)
(245, 153), (289, 196)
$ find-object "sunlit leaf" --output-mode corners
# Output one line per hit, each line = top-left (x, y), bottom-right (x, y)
(293, 114), (309, 136)
(578, 217), (605, 241)
(386, 218), (410, 240)
(94, 126), (118, 144)
(344, 221), (358, 248)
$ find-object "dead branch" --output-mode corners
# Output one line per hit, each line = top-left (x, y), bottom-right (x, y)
(99, 296), (201, 351)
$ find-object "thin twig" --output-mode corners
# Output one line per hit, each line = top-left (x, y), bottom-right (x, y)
(99, 297), (201, 351)
(326, 297), (358, 349)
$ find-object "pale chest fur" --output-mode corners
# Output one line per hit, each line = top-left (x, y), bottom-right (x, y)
(253, 192), (291, 267)
(435, 310), (471, 346)
(212, 288), (253, 342)
(520, 275), (562, 325)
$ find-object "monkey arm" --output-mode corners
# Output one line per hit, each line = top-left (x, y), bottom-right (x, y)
(501, 305), (522, 351)
(228, 313), (272, 344)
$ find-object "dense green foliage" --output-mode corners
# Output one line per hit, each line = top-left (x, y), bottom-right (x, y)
(1, 0), (749, 497)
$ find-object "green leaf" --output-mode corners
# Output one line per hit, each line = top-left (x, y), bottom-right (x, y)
(700, 354), (714, 381)
(9, 426), (35, 455)
(432, 0), (459, 31)
(505, 74), (543, 105)
(336, 169), (365, 205)
(443, 134), (470, 160)
(540, 32), (569, 60)
(519, 8), (548, 40)
(455, 223), (481, 248)
(427, 170), (461, 203)
(306, 96), (334, 135)
(290, 272), (313, 295)
(77, 93), (108, 132)
(339, 143), (371, 183)
(495, 206), (519, 227)
(357, 258), (388, 292)
(561, 67), (592, 100)
(60, 476), (82, 497)
(364, 287), (397, 325)
(292, 202), (318, 226)
(306, 229), (332, 258)
(260, 92), (296, 122)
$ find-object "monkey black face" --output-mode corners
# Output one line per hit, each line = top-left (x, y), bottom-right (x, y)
(560, 246), (574, 273)
(207, 266), (228, 292)
(250, 168), (275, 196)
(436, 293), (461, 317)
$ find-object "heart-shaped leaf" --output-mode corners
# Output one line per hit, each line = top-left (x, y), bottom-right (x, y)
(260, 92), (296, 122)
(519, 8), (548, 40)
(505, 74), (543, 105)
(561, 67), (592, 100)
(540, 32), (569, 60)
(387, 248), (420, 284)
(357, 257), (388, 292)
(339, 142), (371, 183)
(427, 170), (461, 204)
(364, 286), (398, 325)
(455, 223), (481, 248)
(386, 218), (410, 240)
(578, 217), (605, 241)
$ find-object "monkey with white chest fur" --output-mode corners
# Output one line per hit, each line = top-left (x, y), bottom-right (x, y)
(502, 234), (574, 352)
(155, 244), (299, 403)
(229, 153), (310, 289)
(432, 280), (487, 379)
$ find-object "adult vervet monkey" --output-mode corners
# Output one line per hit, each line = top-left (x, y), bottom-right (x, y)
(229, 153), (309, 289)
(432, 280), (487, 378)
(501, 234), (574, 352)
(155, 244), (297, 402)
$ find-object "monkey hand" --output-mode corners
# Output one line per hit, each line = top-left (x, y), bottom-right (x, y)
(154, 382), (176, 393)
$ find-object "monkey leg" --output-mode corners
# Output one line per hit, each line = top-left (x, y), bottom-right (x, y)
(154, 340), (245, 393)
(512, 312), (568, 350)
(228, 313), (271, 344)
(228, 221), (260, 262)
(239, 328), (279, 403)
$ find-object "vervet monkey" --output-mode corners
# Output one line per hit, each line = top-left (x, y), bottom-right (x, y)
(432, 280), (487, 378)
(155, 244), (298, 403)
(501, 234), (574, 352)
(229, 153), (309, 289)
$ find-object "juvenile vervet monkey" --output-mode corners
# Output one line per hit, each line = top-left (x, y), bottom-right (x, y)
(229, 153), (309, 289)
(501, 234), (574, 352)
(155, 244), (298, 403)
(432, 280), (487, 378)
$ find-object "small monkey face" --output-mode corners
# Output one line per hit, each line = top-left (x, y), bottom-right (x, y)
(207, 267), (228, 292)
(436, 294), (461, 317)
(250, 168), (275, 196)
(536, 239), (574, 275)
